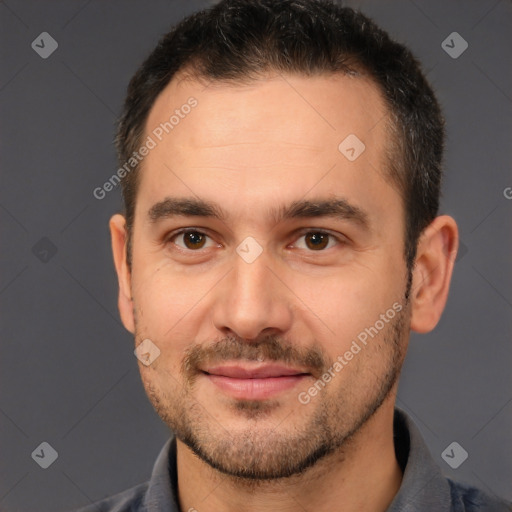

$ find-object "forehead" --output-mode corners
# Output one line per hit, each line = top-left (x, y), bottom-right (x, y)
(137, 72), (398, 229)
(146, 71), (387, 150)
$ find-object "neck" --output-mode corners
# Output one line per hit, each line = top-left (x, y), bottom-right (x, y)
(177, 400), (402, 512)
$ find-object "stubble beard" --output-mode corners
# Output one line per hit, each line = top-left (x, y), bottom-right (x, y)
(138, 302), (409, 482)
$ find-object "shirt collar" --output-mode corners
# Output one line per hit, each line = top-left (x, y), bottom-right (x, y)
(386, 407), (452, 512)
(142, 435), (179, 512)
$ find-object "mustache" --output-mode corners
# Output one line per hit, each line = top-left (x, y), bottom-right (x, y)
(182, 334), (329, 381)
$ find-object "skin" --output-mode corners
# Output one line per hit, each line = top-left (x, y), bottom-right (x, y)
(110, 72), (458, 512)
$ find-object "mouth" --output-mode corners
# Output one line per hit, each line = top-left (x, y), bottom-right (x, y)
(200, 364), (311, 400)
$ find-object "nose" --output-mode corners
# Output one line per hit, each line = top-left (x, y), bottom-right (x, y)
(211, 245), (294, 341)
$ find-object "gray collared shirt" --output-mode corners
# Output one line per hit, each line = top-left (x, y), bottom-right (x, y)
(72, 408), (511, 511)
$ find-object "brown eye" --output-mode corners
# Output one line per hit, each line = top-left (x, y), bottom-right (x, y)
(304, 232), (330, 250)
(171, 230), (214, 251)
(183, 231), (206, 249)
(293, 231), (340, 251)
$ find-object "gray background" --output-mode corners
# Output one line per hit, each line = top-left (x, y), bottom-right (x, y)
(0, 0), (511, 510)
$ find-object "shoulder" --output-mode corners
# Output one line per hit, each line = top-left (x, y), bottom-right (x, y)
(67, 437), (178, 512)
(69, 481), (149, 512)
(448, 479), (512, 512)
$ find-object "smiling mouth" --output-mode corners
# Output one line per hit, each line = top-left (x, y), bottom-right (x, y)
(201, 364), (311, 400)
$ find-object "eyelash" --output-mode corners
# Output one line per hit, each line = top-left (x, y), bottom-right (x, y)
(166, 228), (345, 253)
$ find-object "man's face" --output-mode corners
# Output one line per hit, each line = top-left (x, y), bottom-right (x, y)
(124, 73), (411, 479)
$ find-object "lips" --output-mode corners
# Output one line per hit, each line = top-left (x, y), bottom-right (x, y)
(203, 364), (308, 379)
(201, 364), (310, 400)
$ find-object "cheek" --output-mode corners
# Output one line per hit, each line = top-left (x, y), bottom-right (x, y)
(130, 258), (227, 373)
(131, 266), (197, 352)
(288, 267), (399, 355)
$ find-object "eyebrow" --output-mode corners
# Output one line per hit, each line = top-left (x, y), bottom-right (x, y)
(147, 196), (370, 230)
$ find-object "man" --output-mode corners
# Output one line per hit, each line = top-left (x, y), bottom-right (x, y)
(76, 0), (511, 510)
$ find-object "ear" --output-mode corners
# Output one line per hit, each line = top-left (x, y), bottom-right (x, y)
(110, 214), (135, 334)
(409, 215), (459, 333)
